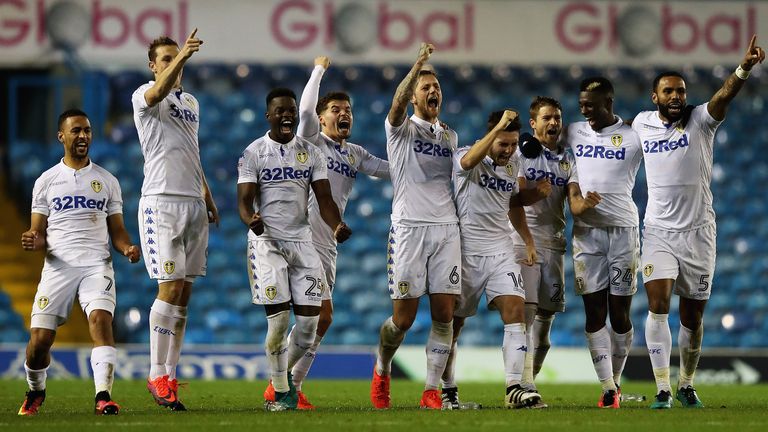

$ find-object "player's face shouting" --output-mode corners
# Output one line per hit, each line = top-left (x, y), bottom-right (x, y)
(579, 91), (613, 131)
(151, 45), (183, 88)
(320, 100), (354, 141)
(489, 131), (519, 166)
(267, 96), (298, 143)
(412, 74), (442, 121)
(530, 105), (562, 148)
(58, 116), (92, 160)
(653, 76), (687, 123)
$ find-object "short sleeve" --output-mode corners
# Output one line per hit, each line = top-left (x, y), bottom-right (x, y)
(453, 147), (472, 175)
(310, 146), (328, 182)
(237, 147), (260, 184)
(106, 174), (123, 216)
(31, 177), (49, 216)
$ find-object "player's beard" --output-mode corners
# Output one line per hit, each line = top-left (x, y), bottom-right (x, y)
(69, 141), (89, 160)
(659, 102), (685, 123)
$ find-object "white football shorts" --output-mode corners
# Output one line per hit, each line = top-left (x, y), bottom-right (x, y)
(572, 226), (640, 297)
(248, 239), (324, 307)
(314, 244), (337, 301)
(139, 195), (208, 282)
(513, 246), (565, 312)
(455, 252), (525, 318)
(641, 224), (716, 300)
(387, 224), (462, 300)
(31, 262), (116, 330)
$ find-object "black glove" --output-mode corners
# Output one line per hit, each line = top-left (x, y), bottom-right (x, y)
(519, 132), (543, 159)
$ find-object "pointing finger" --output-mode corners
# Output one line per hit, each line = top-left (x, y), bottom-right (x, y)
(189, 28), (198, 39)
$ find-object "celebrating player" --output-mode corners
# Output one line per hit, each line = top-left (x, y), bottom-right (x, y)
(515, 96), (596, 407)
(632, 35), (765, 409)
(443, 109), (542, 409)
(568, 77), (643, 408)
(238, 88), (352, 411)
(262, 57), (389, 409)
(371, 43), (462, 410)
(18, 109), (140, 416)
(132, 29), (219, 411)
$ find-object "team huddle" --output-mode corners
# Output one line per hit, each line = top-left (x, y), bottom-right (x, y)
(16, 29), (765, 415)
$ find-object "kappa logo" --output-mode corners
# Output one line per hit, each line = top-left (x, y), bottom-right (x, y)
(163, 261), (175, 275)
(265, 285), (277, 300)
(348, 153), (356, 165)
(610, 134), (623, 147)
(397, 281), (410, 296)
(643, 264), (654, 277)
(296, 151), (309, 164)
(505, 163), (516, 176)
(559, 160), (570, 171)
(37, 296), (49, 310)
(90, 180), (102, 193)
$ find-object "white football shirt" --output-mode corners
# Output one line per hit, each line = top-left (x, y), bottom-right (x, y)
(632, 103), (720, 231)
(31, 160), (123, 267)
(453, 147), (519, 256)
(386, 115), (458, 226)
(568, 117), (643, 228)
(132, 82), (204, 198)
(237, 133), (329, 242)
(297, 65), (390, 249)
(512, 145), (579, 252)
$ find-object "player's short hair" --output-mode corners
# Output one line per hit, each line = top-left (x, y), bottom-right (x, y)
(266, 88), (297, 106)
(652, 71), (686, 92)
(580, 76), (614, 96)
(148, 36), (178, 62)
(486, 110), (521, 133)
(529, 96), (562, 120)
(316, 91), (351, 115)
(417, 69), (438, 80)
(58, 109), (89, 131)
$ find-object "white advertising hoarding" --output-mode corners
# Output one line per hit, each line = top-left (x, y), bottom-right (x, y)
(0, 0), (763, 67)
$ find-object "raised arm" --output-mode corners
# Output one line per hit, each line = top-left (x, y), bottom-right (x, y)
(298, 56), (330, 140)
(237, 182), (264, 235)
(708, 34), (765, 121)
(388, 43), (434, 127)
(310, 179), (351, 243)
(21, 213), (48, 252)
(567, 182), (601, 216)
(460, 110), (518, 170)
(144, 29), (202, 107)
(106, 214), (140, 263)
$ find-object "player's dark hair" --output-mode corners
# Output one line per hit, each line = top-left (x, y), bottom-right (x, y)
(580, 76), (614, 96)
(148, 36), (178, 62)
(652, 71), (686, 92)
(486, 110), (521, 133)
(58, 109), (89, 131)
(418, 69), (438, 80)
(529, 96), (562, 120)
(316, 92), (351, 115)
(266, 88), (297, 106)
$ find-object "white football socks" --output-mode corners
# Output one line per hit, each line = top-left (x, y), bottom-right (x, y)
(610, 327), (633, 388)
(425, 320), (453, 391)
(440, 340), (458, 389)
(287, 316), (319, 371)
(265, 310), (290, 393)
(291, 333), (324, 391)
(502, 323), (527, 387)
(376, 317), (406, 376)
(532, 314), (554, 378)
(586, 326), (616, 391)
(678, 323), (703, 389)
(645, 312), (672, 393)
(149, 299), (176, 380)
(91, 345), (117, 395)
(24, 362), (47, 391)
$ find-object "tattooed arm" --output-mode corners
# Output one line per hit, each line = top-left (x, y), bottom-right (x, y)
(387, 42), (434, 127)
(708, 34), (765, 121)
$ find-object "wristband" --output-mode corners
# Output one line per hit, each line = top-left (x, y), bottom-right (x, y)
(735, 65), (751, 80)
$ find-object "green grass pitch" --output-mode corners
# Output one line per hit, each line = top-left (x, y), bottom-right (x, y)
(2, 380), (767, 431)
